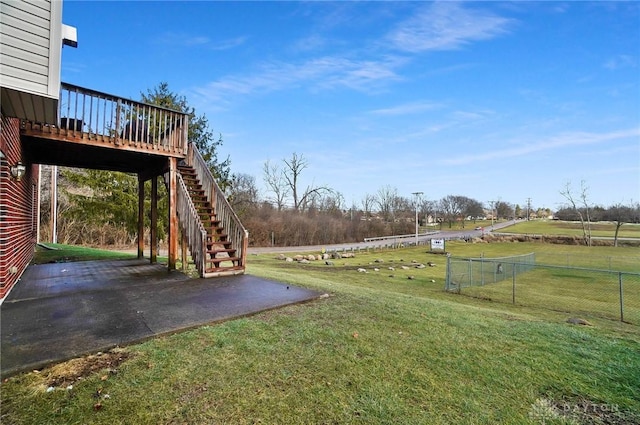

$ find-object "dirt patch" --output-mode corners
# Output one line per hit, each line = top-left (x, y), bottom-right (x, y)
(42, 348), (133, 388)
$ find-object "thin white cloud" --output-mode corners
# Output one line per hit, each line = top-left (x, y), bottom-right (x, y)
(156, 33), (246, 50)
(192, 55), (405, 106)
(211, 36), (248, 51)
(604, 54), (638, 70)
(291, 35), (327, 52)
(157, 32), (210, 46)
(388, 2), (514, 52)
(369, 101), (443, 116)
(442, 128), (640, 165)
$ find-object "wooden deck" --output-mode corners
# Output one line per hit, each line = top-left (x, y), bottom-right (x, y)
(17, 82), (247, 278)
(20, 83), (188, 175)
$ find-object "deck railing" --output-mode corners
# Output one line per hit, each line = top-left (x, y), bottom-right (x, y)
(175, 172), (207, 276)
(25, 82), (188, 156)
(188, 143), (248, 270)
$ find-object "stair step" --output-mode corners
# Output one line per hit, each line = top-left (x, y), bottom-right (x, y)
(207, 249), (240, 263)
(206, 234), (228, 242)
(204, 227), (224, 235)
(207, 239), (231, 247)
(203, 266), (245, 276)
(207, 242), (236, 254)
(205, 256), (242, 266)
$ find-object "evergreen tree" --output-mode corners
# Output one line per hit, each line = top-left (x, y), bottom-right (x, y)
(141, 82), (232, 190)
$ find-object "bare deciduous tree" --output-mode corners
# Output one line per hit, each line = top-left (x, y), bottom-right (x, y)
(494, 200), (514, 221)
(560, 180), (592, 246)
(262, 160), (289, 211)
(375, 185), (399, 222)
(361, 193), (376, 220)
(281, 152), (332, 212)
(604, 201), (636, 247)
(440, 195), (465, 228)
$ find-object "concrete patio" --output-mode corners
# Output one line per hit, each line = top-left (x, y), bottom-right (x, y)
(1, 258), (321, 378)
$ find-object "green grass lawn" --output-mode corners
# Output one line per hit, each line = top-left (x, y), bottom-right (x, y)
(2, 243), (639, 424)
(32, 243), (136, 264)
(499, 220), (640, 239)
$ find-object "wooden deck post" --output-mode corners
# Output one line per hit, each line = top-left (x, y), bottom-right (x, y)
(168, 157), (178, 271)
(181, 230), (188, 271)
(137, 175), (145, 259)
(150, 176), (158, 264)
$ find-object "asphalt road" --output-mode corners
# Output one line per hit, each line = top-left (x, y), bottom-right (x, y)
(248, 220), (519, 255)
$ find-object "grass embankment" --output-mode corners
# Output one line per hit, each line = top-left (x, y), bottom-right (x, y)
(2, 243), (639, 424)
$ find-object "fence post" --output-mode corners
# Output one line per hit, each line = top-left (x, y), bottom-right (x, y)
(445, 254), (452, 291)
(445, 254), (450, 290)
(619, 272), (624, 322)
(512, 264), (516, 304)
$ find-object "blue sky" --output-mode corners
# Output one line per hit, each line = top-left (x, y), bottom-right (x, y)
(61, 1), (639, 211)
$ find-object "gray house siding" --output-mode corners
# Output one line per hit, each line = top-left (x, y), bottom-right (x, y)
(0, 0), (62, 109)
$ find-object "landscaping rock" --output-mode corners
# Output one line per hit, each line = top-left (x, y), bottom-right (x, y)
(566, 317), (592, 326)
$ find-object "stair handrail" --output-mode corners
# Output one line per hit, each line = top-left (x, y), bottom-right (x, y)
(175, 172), (207, 276)
(187, 143), (249, 268)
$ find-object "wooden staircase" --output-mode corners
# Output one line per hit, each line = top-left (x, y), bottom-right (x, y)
(177, 163), (245, 276)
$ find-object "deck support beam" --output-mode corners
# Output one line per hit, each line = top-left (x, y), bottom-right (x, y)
(150, 176), (158, 264)
(137, 175), (145, 259)
(168, 157), (178, 271)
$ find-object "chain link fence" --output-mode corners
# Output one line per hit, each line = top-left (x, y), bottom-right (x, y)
(446, 254), (640, 324)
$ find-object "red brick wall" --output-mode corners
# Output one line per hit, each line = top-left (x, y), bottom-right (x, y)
(1, 116), (38, 299)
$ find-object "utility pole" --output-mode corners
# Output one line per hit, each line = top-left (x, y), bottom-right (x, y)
(489, 200), (495, 227)
(526, 197), (532, 221)
(412, 192), (423, 246)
